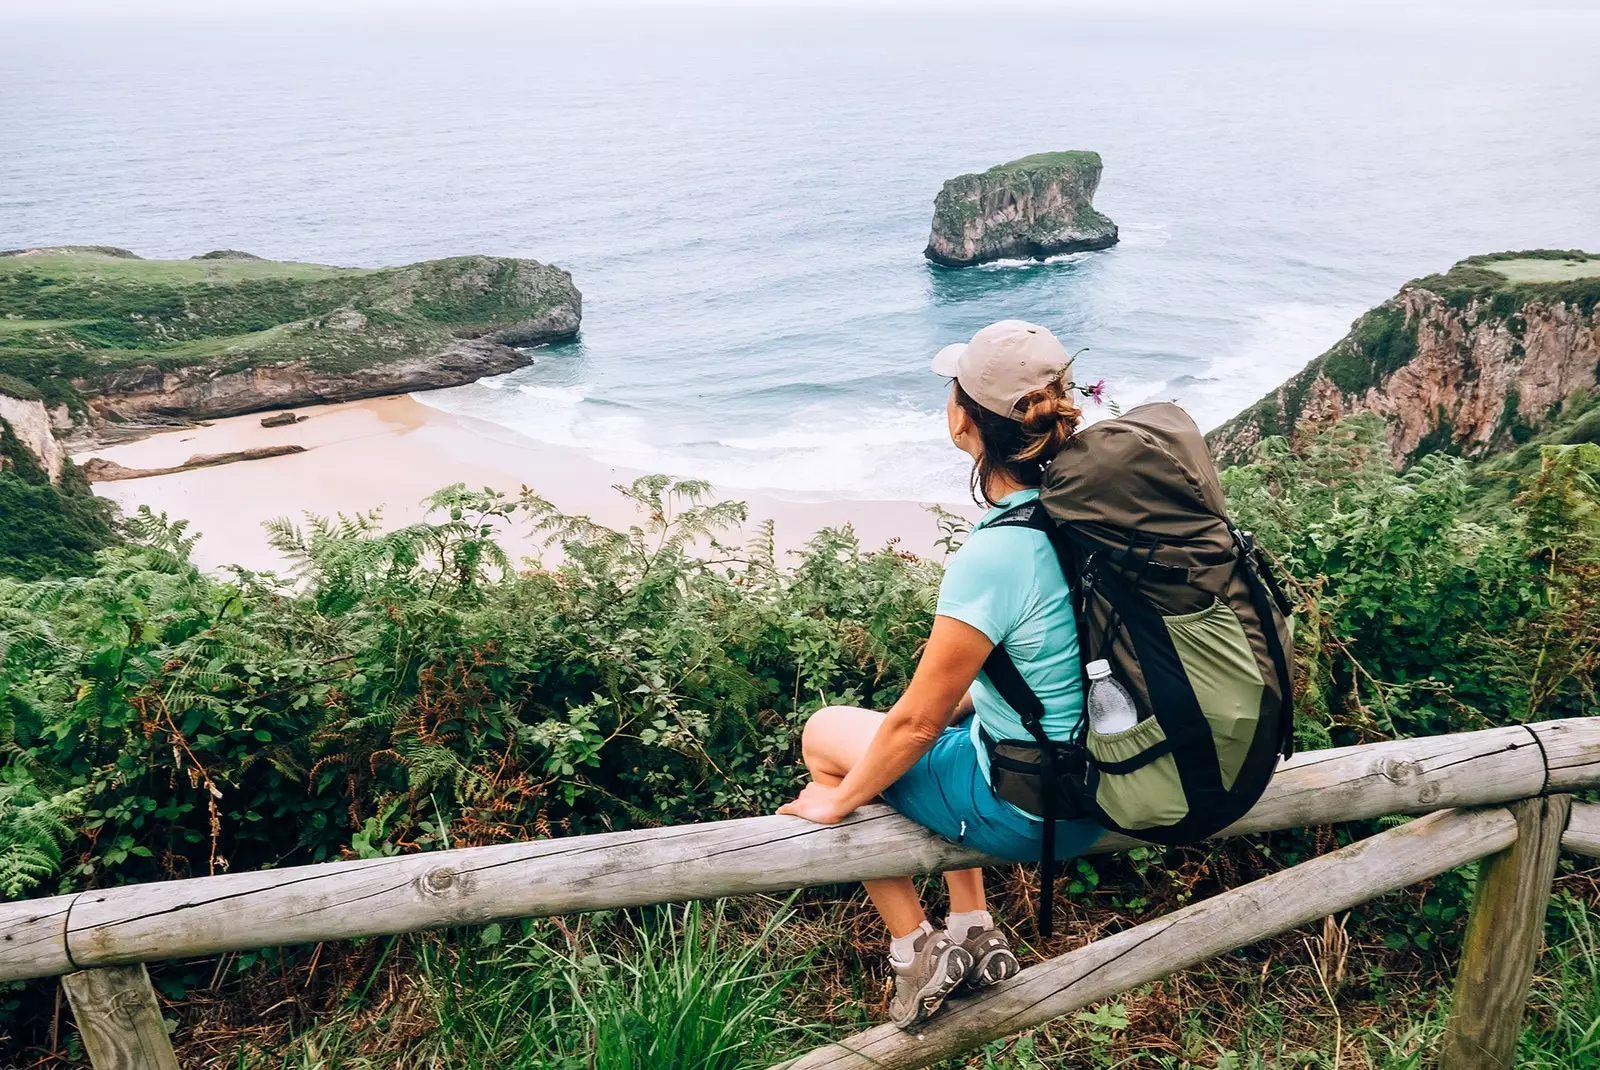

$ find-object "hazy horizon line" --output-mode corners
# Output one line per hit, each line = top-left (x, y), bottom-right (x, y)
(4, 0), (1597, 17)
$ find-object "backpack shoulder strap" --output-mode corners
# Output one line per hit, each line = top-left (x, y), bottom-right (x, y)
(976, 500), (1073, 938)
(981, 499), (1078, 579)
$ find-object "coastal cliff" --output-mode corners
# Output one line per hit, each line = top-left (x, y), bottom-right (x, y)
(0, 247), (581, 422)
(924, 151), (1118, 267)
(0, 386), (63, 483)
(1210, 251), (1600, 466)
(0, 379), (113, 578)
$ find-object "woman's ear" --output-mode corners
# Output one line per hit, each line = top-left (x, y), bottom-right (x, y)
(946, 388), (968, 440)
(947, 393), (981, 457)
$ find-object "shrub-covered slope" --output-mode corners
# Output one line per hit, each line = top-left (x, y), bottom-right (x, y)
(0, 247), (581, 420)
(1, 434), (1597, 1066)
(0, 413), (113, 579)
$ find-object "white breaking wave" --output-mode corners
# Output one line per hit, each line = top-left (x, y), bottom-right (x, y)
(971, 251), (1094, 270)
(420, 384), (972, 502)
(418, 301), (1360, 503)
(1173, 303), (1362, 431)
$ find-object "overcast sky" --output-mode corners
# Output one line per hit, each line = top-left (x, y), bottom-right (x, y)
(2, 0), (1595, 16)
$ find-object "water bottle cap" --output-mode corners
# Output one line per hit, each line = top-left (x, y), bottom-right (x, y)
(1086, 659), (1113, 681)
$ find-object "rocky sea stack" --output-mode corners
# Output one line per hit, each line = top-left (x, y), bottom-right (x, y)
(924, 150), (1119, 268)
(0, 247), (581, 422)
(1209, 250), (1600, 466)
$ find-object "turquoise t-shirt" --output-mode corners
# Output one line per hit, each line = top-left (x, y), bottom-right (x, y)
(935, 489), (1086, 817)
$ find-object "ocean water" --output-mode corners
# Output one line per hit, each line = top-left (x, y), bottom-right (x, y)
(3, 6), (1598, 502)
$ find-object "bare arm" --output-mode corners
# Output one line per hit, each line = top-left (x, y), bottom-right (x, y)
(779, 615), (993, 823)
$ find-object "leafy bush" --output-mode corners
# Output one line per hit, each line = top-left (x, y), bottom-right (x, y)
(1222, 415), (1596, 745)
(1, 422), (1598, 1067)
(0, 476), (938, 896)
(1, 427), (1595, 900)
(0, 419), (115, 580)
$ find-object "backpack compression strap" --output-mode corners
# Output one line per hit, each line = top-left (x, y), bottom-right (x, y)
(1233, 529), (1297, 759)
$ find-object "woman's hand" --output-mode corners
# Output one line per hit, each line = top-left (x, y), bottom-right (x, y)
(777, 782), (853, 825)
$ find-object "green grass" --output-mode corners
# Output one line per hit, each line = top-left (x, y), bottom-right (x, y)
(987, 150), (1103, 174)
(0, 317), (93, 335)
(188, 893), (1600, 1070)
(0, 249), (365, 285)
(224, 901), (821, 1070)
(1411, 249), (1600, 315)
(1487, 257), (1600, 284)
(0, 248), (579, 400)
(0, 371), (42, 400)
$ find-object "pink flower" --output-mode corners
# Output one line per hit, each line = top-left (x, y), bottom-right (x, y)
(1087, 378), (1106, 405)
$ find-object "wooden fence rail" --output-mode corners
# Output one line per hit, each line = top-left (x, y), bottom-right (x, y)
(4, 717), (1596, 984)
(773, 805), (1520, 1070)
(2, 716), (1598, 1070)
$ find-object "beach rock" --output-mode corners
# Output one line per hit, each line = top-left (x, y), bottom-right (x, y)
(85, 340), (535, 421)
(0, 247), (583, 424)
(1209, 251), (1600, 466)
(82, 444), (307, 482)
(260, 411), (302, 428)
(925, 151), (1119, 267)
(0, 391), (65, 484)
(192, 249), (264, 260)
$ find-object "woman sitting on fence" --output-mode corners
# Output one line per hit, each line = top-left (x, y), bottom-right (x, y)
(778, 320), (1103, 1029)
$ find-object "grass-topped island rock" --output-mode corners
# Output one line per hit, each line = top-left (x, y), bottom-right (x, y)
(0, 246), (581, 423)
(924, 151), (1119, 267)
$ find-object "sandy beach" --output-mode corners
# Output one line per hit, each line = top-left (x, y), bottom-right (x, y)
(76, 395), (972, 574)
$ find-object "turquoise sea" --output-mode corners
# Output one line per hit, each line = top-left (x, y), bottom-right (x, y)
(3, 5), (1599, 501)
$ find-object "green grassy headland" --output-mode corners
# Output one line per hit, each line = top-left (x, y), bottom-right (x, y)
(0, 247), (579, 411)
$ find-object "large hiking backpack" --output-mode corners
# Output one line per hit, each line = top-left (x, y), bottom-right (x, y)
(977, 402), (1295, 935)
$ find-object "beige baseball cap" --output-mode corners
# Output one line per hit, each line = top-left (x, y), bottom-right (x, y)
(931, 319), (1073, 421)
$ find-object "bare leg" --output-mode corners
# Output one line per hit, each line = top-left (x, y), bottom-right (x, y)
(944, 868), (986, 915)
(799, 705), (928, 937)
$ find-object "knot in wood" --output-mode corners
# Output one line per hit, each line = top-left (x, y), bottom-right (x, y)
(111, 989), (146, 1019)
(1417, 781), (1443, 804)
(420, 867), (458, 896)
(1380, 758), (1421, 784)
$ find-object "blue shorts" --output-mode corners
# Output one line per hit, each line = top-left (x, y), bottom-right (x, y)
(880, 719), (1104, 863)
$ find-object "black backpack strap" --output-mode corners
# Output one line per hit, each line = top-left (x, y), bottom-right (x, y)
(981, 642), (1059, 938)
(976, 498), (1097, 937)
(1232, 530), (1296, 759)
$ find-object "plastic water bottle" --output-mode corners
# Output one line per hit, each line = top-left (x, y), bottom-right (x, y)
(1086, 659), (1139, 734)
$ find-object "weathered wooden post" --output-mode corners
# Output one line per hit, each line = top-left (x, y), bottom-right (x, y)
(59, 964), (180, 1070)
(1440, 795), (1572, 1070)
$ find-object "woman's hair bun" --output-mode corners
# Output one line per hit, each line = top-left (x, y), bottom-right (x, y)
(1011, 378), (1081, 463)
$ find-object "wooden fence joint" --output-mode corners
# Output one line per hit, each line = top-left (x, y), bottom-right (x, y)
(60, 963), (180, 1070)
(1440, 794), (1572, 1070)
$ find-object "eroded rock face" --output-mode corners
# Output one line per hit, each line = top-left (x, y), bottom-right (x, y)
(82, 340), (534, 421)
(1210, 256), (1600, 466)
(925, 151), (1119, 267)
(0, 392), (65, 483)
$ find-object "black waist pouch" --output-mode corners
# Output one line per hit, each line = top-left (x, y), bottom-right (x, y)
(982, 731), (1091, 822)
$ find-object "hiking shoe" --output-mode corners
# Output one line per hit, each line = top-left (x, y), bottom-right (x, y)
(950, 920), (1021, 991)
(888, 929), (973, 1029)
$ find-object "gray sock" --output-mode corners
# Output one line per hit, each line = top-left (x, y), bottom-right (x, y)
(946, 909), (994, 940)
(889, 920), (932, 966)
